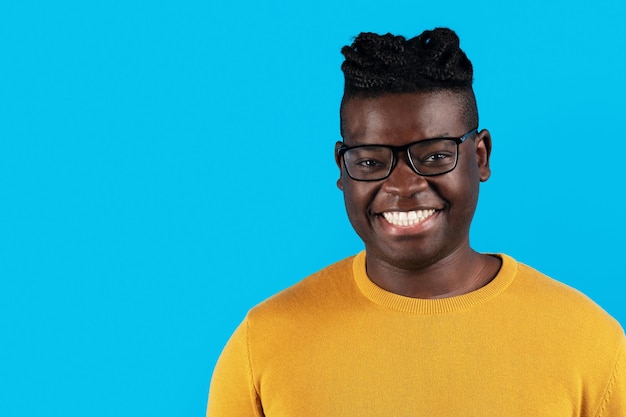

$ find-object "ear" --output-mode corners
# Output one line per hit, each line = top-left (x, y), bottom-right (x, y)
(474, 129), (492, 182)
(334, 141), (344, 190)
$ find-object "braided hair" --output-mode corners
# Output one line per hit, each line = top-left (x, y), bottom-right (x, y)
(340, 28), (478, 129)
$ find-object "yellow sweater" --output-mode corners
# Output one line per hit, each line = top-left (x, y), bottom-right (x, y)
(208, 253), (625, 416)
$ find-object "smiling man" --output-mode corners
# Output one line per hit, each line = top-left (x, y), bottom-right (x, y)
(337, 91), (499, 298)
(207, 28), (625, 416)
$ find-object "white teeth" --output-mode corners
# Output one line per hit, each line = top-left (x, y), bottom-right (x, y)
(382, 210), (436, 226)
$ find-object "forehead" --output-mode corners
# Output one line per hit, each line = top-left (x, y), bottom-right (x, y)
(341, 92), (467, 145)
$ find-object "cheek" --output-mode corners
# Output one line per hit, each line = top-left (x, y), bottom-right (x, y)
(444, 170), (480, 218)
(453, 152), (481, 198)
(341, 182), (376, 228)
(342, 182), (365, 215)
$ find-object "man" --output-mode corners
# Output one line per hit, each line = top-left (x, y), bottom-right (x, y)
(207, 28), (625, 416)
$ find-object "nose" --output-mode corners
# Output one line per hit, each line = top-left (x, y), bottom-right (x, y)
(380, 155), (429, 197)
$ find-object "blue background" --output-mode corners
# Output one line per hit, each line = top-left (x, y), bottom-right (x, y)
(1, 0), (624, 416)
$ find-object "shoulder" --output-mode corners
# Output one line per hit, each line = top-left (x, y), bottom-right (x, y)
(504, 254), (623, 340)
(247, 254), (358, 321)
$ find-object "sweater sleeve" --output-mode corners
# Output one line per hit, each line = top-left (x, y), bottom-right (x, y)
(206, 319), (263, 417)
(596, 335), (626, 417)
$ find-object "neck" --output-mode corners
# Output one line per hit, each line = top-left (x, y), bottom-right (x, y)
(365, 247), (501, 299)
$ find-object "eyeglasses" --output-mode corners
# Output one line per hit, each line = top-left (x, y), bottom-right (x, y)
(337, 128), (478, 181)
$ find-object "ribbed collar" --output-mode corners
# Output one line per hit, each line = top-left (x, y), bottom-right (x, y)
(352, 251), (517, 314)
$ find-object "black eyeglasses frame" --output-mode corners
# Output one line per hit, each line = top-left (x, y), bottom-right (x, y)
(337, 128), (479, 181)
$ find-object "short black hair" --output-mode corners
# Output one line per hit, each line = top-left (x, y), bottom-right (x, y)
(340, 28), (478, 130)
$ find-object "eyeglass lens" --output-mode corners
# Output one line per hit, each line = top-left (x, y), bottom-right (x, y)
(343, 138), (459, 180)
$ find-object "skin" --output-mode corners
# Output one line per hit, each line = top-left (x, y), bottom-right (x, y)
(335, 91), (501, 299)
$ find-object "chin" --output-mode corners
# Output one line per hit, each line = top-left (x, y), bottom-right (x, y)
(368, 245), (448, 271)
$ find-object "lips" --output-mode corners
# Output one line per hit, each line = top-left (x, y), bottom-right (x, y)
(381, 209), (436, 227)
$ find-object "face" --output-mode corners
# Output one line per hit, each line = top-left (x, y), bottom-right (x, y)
(336, 92), (492, 271)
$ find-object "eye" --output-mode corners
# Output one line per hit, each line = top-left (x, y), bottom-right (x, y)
(409, 139), (457, 168)
(422, 152), (454, 165)
(344, 147), (391, 173)
(356, 158), (386, 169)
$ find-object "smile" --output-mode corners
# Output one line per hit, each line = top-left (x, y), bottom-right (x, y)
(382, 209), (436, 227)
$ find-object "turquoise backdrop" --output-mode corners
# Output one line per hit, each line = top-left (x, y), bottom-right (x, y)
(1, 0), (624, 416)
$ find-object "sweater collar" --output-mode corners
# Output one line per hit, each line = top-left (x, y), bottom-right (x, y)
(352, 251), (517, 314)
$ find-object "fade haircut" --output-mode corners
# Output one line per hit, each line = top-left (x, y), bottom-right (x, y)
(340, 27), (478, 133)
